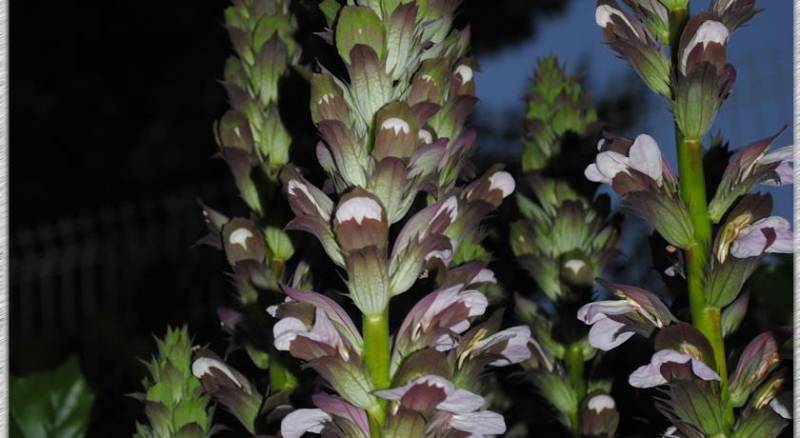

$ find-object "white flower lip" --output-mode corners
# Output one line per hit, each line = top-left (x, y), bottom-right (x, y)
(681, 20), (729, 74)
(281, 408), (332, 438)
(595, 4), (640, 39)
(228, 227), (254, 250)
(628, 349), (720, 388)
(455, 64), (473, 83)
(588, 394), (616, 413)
(488, 171), (515, 198)
(585, 134), (663, 186)
(381, 117), (411, 136)
(191, 357), (243, 388)
(418, 129), (433, 144)
(335, 196), (383, 225)
(288, 179), (331, 221)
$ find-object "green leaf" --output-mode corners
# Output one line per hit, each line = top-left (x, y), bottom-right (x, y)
(11, 356), (94, 438)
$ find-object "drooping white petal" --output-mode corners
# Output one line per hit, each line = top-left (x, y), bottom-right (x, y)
(730, 216), (793, 258)
(484, 325), (532, 366)
(595, 151), (631, 182)
(577, 300), (636, 325)
(472, 268), (497, 284)
(281, 408), (332, 438)
(438, 388), (486, 413)
(449, 410), (507, 435)
(629, 349), (720, 388)
(588, 317), (635, 351)
(191, 357), (242, 388)
(628, 134), (663, 185)
(460, 290), (489, 317)
(585, 163), (611, 184)
(335, 197), (383, 225)
(273, 317), (309, 351)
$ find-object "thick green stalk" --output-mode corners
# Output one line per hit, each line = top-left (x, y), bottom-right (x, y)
(565, 343), (585, 435)
(668, 7), (733, 428)
(363, 309), (391, 435)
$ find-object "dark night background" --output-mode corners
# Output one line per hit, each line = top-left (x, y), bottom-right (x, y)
(10, 1), (793, 436)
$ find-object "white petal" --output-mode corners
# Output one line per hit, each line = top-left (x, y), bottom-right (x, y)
(588, 317), (635, 351)
(273, 317), (308, 351)
(595, 5), (639, 39)
(584, 163), (611, 184)
(460, 290), (488, 317)
(595, 151), (630, 182)
(438, 388), (486, 413)
(191, 357), (242, 387)
(488, 171), (515, 198)
(577, 300), (636, 324)
(770, 396), (792, 420)
(472, 268), (497, 284)
(449, 410), (507, 435)
(281, 409), (331, 438)
(628, 134), (663, 185)
(418, 129), (433, 144)
(455, 64), (473, 83)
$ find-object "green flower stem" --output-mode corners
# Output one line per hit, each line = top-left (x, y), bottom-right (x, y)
(565, 342), (585, 435)
(363, 309), (391, 434)
(669, 8), (733, 428)
(269, 351), (298, 392)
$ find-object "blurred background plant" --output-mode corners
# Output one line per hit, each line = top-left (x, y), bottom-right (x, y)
(10, 0), (792, 435)
(10, 356), (94, 438)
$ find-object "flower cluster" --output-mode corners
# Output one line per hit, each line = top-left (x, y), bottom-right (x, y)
(509, 57), (621, 436)
(262, 0), (533, 435)
(581, 1), (792, 436)
(134, 327), (214, 438)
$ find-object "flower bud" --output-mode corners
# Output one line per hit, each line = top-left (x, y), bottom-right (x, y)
(596, 1), (671, 96)
(730, 332), (780, 407)
(221, 218), (266, 266)
(580, 393), (620, 437)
